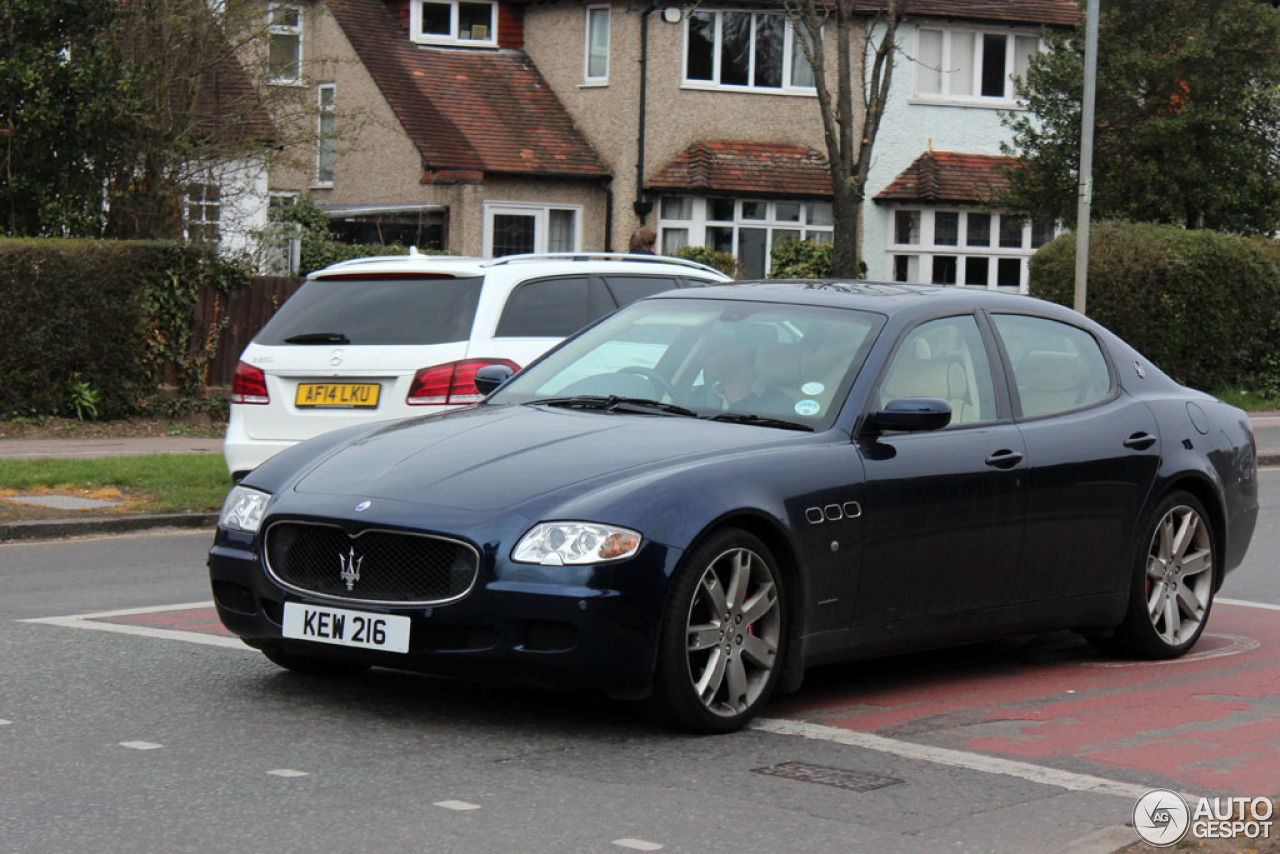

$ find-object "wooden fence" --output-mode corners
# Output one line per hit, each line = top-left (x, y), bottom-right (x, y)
(195, 275), (304, 395)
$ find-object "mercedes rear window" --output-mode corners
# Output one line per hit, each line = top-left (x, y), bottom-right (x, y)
(254, 277), (484, 346)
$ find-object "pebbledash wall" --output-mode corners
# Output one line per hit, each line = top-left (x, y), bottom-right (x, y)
(522, 0), (845, 254)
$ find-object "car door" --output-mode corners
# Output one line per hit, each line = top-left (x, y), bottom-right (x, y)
(989, 312), (1161, 602)
(853, 313), (1027, 625)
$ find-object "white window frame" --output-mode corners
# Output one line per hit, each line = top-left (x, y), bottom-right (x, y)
(184, 182), (222, 244)
(482, 202), (583, 258)
(315, 83), (336, 187)
(583, 5), (610, 85)
(656, 196), (833, 277)
(267, 3), (304, 85)
(887, 206), (1057, 294)
(681, 10), (816, 95)
(911, 26), (1041, 107)
(410, 0), (498, 47)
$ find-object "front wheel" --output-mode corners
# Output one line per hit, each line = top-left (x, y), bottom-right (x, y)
(651, 529), (786, 733)
(1108, 491), (1217, 659)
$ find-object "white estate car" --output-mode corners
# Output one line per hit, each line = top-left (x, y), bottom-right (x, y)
(224, 251), (731, 478)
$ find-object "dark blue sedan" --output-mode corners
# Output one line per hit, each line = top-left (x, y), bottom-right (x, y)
(208, 282), (1259, 732)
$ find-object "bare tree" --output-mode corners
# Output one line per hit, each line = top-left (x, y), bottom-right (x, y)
(786, 0), (908, 277)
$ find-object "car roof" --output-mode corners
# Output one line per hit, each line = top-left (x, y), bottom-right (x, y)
(310, 251), (731, 281)
(659, 280), (1084, 324)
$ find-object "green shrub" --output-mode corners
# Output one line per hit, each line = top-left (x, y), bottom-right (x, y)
(0, 238), (246, 419)
(769, 238), (835, 278)
(675, 245), (743, 278)
(1029, 221), (1280, 390)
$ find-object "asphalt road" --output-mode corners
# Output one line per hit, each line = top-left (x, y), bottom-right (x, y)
(2, 472), (1277, 854)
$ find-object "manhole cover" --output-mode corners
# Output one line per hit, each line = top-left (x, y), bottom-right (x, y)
(752, 761), (903, 792)
(3, 495), (123, 510)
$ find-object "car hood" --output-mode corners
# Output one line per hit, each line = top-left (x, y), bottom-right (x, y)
(291, 404), (793, 511)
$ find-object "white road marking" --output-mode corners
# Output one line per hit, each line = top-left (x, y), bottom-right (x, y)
(20, 601), (252, 651)
(434, 800), (482, 811)
(119, 741), (163, 750)
(752, 718), (1168, 801)
(613, 840), (663, 852)
(0, 719), (11, 726)
(268, 769), (310, 778)
(1218, 597), (1280, 612)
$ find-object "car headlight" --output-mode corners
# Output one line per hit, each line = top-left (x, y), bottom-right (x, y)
(219, 485), (270, 533)
(512, 522), (642, 566)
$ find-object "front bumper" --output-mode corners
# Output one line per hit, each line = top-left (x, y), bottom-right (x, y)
(207, 522), (682, 692)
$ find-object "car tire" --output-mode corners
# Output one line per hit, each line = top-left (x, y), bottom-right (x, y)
(1107, 490), (1217, 659)
(261, 647), (371, 677)
(650, 528), (787, 734)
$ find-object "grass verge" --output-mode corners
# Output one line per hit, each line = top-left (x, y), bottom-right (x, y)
(0, 454), (230, 522)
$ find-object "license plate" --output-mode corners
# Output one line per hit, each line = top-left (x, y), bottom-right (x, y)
(295, 382), (381, 408)
(282, 602), (410, 653)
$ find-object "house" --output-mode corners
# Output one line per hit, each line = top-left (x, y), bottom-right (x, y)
(248, 0), (1077, 283)
(863, 0), (1079, 292)
(255, 0), (845, 273)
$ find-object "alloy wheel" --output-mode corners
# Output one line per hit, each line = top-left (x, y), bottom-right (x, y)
(1145, 504), (1214, 647)
(684, 547), (782, 718)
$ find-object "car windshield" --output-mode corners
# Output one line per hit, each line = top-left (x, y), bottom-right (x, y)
(254, 276), (484, 346)
(489, 297), (884, 429)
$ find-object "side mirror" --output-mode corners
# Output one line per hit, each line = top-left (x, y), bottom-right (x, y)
(864, 397), (952, 433)
(474, 363), (516, 396)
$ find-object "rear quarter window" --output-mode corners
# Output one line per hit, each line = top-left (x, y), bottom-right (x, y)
(254, 277), (484, 346)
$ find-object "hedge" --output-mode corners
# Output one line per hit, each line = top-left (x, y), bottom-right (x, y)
(0, 239), (246, 419)
(1029, 222), (1280, 391)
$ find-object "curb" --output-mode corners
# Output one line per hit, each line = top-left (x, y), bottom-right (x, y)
(1260, 452), (1280, 467)
(0, 513), (218, 543)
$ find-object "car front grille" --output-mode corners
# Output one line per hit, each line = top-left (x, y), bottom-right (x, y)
(264, 522), (478, 605)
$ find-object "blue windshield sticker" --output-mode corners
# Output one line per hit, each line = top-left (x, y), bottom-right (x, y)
(801, 381), (825, 396)
(795, 399), (821, 417)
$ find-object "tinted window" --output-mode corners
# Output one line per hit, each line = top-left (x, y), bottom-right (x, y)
(496, 276), (595, 338)
(602, 275), (680, 307)
(255, 277), (483, 346)
(992, 314), (1112, 418)
(879, 315), (996, 426)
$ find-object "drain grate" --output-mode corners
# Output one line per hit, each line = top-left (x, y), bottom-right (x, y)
(752, 761), (904, 792)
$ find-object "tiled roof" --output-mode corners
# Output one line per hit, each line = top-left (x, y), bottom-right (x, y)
(646, 141), (832, 198)
(874, 150), (1016, 204)
(195, 47), (277, 144)
(329, 0), (607, 178)
(857, 0), (1080, 27)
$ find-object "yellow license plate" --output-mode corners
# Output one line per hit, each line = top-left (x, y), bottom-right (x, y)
(295, 382), (381, 408)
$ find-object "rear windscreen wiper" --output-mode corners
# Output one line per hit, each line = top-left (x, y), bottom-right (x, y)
(283, 332), (350, 344)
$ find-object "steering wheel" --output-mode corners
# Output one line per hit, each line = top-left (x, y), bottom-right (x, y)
(618, 365), (680, 402)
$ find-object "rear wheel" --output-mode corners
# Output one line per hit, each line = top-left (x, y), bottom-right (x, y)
(651, 529), (786, 733)
(1108, 491), (1216, 659)
(262, 647), (371, 677)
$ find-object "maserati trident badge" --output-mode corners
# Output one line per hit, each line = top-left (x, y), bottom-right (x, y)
(339, 547), (363, 590)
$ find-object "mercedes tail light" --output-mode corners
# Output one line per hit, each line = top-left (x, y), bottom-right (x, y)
(231, 361), (270, 405)
(407, 359), (520, 406)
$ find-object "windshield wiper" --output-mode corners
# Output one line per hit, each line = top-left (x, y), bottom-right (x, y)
(527, 395), (699, 418)
(706, 412), (813, 432)
(283, 332), (350, 344)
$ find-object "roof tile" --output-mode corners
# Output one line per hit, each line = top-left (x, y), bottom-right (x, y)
(329, 0), (606, 177)
(874, 150), (1016, 204)
(647, 141), (832, 198)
